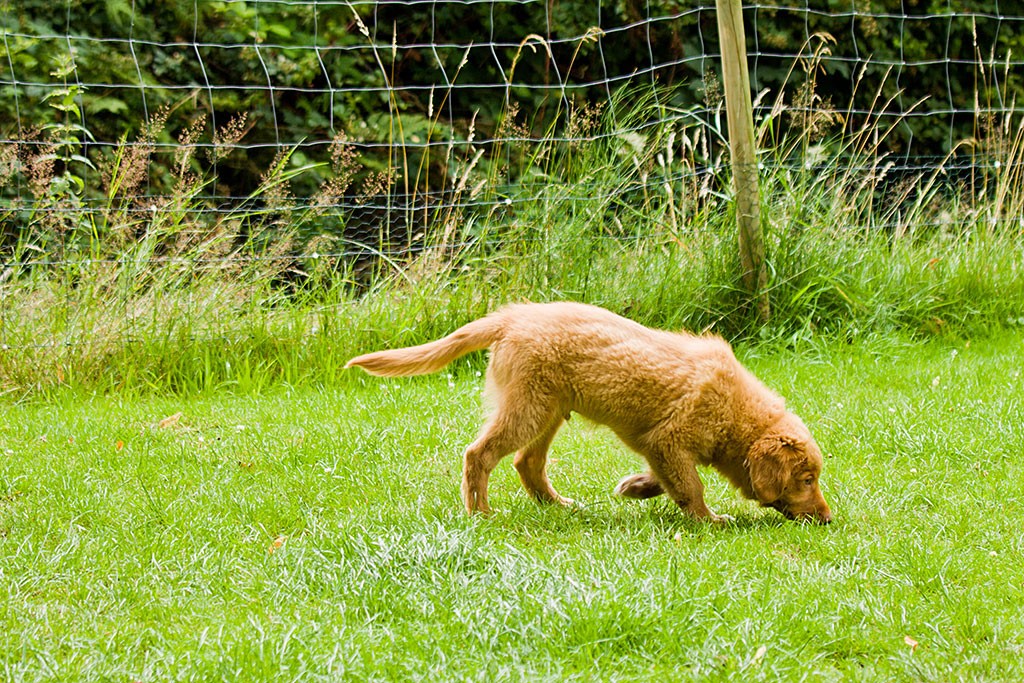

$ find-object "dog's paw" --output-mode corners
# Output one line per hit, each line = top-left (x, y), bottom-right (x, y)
(613, 473), (665, 499)
(710, 512), (735, 524)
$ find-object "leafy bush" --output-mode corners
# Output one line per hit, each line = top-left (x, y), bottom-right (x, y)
(5, 1), (1020, 206)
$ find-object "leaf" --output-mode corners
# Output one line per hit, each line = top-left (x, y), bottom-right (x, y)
(904, 635), (919, 651)
(85, 95), (129, 115)
(268, 535), (286, 554)
(158, 412), (183, 429)
(265, 23), (292, 39)
(115, 440), (125, 451)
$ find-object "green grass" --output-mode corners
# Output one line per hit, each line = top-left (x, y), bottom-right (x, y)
(2, 77), (1023, 680)
(2, 331), (1023, 681)
(3, 42), (1023, 681)
(3, 83), (1024, 397)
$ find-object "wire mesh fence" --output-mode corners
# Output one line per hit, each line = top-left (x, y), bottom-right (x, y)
(4, 2), (1022, 232)
(1, 1), (1023, 364)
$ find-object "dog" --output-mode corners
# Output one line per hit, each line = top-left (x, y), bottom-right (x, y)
(345, 302), (832, 524)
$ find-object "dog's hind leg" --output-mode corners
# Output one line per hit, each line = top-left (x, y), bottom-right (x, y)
(460, 393), (557, 514)
(513, 418), (574, 507)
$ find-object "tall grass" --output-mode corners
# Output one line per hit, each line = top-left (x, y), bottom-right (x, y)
(1, 53), (1023, 397)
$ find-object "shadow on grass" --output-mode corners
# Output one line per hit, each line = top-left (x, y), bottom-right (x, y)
(473, 496), (809, 537)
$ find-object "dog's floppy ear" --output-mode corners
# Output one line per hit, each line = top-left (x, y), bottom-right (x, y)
(747, 435), (800, 503)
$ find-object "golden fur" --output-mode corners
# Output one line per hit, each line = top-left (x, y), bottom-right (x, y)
(346, 302), (832, 523)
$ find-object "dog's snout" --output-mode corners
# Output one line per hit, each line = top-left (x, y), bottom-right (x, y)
(791, 509), (832, 524)
(812, 491), (833, 524)
(777, 498), (832, 524)
(816, 507), (833, 524)
(800, 503), (832, 524)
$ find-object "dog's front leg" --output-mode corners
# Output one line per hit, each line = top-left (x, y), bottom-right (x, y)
(666, 464), (732, 523)
(614, 472), (665, 499)
(638, 448), (733, 523)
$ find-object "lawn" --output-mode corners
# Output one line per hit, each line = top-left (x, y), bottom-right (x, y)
(1, 331), (1023, 681)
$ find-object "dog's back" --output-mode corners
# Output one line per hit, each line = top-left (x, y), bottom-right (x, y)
(478, 303), (766, 440)
(346, 301), (780, 437)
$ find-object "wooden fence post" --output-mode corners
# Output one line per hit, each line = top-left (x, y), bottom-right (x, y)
(715, 0), (770, 323)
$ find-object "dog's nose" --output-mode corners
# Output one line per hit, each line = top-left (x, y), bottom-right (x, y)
(811, 491), (832, 524)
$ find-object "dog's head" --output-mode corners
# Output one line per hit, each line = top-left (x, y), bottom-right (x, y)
(746, 413), (832, 524)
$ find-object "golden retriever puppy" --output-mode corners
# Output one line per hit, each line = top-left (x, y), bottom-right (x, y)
(346, 302), (832, 524)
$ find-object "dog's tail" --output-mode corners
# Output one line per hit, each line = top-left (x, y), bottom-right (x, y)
(344, 316), (501, 377)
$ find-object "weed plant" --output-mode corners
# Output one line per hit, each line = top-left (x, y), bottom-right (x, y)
(1, 48), (1023, 397)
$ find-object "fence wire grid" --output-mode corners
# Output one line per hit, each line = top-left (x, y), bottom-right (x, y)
(2, 1), (1024, 233)
(1, 2), (1023, 279)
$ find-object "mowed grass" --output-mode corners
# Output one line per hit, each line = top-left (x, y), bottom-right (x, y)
(2, 332), (1024, 681)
